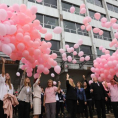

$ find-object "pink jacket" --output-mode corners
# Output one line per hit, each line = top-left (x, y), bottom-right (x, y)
(3, 94), (19, 118)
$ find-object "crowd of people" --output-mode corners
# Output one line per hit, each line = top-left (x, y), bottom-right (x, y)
(0, 57), (118, 118)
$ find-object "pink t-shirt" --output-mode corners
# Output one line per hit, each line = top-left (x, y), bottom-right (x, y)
(45, 86), (57, 103)
(107, 83), (118, 102)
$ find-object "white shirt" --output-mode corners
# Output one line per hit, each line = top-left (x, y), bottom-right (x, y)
(0, 74), (14, 100)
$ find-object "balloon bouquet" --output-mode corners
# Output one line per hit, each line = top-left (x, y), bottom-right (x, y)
(0, 4), (62, 77)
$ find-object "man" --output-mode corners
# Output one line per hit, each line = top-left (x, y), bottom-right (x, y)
(90, 77), (107, 118)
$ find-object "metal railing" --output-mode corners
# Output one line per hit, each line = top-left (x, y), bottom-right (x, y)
(87, 0), (103, 7)
(94, 34), (112, 41)
(64, 28), (89, 36)
(28, 0), (57, 9)
(62, 8), (85, 17)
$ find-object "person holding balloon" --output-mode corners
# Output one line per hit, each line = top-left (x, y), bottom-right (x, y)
(0, 57), (14, 118)
(33, 74), (42, 118)
(43, 79), (61, 118)
(66, 73), (77, 118)
(17, 76), (32, 118)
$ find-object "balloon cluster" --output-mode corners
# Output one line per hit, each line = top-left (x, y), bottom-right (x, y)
(91, 49), (118, 82)
(0, 4), (62, 77)
(59, 39), (90, 64)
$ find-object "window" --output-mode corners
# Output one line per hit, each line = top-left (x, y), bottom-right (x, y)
(44, 16), (58, 29)
(87, 0), (103, 7)
(93, 28), (112, 41)
(96, 47), (104, 56)
(36, 14), (43, 25)
(63, 20), (89, 36)
(107, 3), (118, 13)
(89, 10), (106, 21)
(109, 50), (114, 55)
(28, 0), (57, 9)
(63, 20), (76, 33)
(36, 14), (58, 29)
(44, 0), (57, 8)
(62, 2), (85, 16)
(80, 45), (92, 55)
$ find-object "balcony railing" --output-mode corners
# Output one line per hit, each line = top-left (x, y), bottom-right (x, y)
(64, 28), (89, 36)
(94, 34), (112, 41)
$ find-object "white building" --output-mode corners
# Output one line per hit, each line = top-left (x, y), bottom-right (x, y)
(0, 0), (117, 88)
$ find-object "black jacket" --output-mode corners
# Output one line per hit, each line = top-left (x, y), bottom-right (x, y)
(66, 80), (77, 100)
(90, 82), (107, 100)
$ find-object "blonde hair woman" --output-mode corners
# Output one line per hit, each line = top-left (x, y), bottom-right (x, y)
(18, 77), (32, 118)
(33, 74), (42, 118)
(0, 58), (14, 118)
(66, 73), (77, 118)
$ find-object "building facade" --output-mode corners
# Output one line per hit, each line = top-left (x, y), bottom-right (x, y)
(0, 0), (117, 89)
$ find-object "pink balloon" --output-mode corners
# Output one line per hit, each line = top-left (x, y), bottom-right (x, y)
(94, 13), (101, 20)
(43, 68), (49, 75)
(101, 17), (107, 23)
(80, 4), (85, 9)
(38, 64), (44, 72)
(85, 56), (90, 61)
(112, 23), (118, 29)
(54, 65), (61, 74)
(59, 49), (64, 53)
(68, 56), (72, 62)
(86, 16), (92, 22)
(34, 49), (41, 56)
(45, 33), (52, 41)
(72, 59), (77, 64)
(78, 51), (84, 57)
(53, 81), (57, 85)
(115, 32), (118, 39)
(17, 43), (25, 51)
(80, 8), (86, 14)
(80, 57), (85, 62)
(8, 43), (15, 51)
(70, 6), (75, 13)
(63, 57), (67, 61)
(83, 18), (89, 24)
(51, 73), (55, 77)
(2, 44), (12, 55)
(30, 6), (37, 15)
(73, 51), (77, 56)
(81, 25), (85, 30)
(78, 39), (83, 45)
(12, 4), (20, 12)
(74, 44), (79, 49)
(53, 26), (62, 34)
(22, 50), (29, 57)
(0, 9), (7, 21)
(93, 28), (100, 33)
(3, 37), (10, 44)
(89, 80), (93, 85)
(51, 53), (57, 59)
(99, 30), (103, 35)
(86, 25), (92, 31)
(65, 45), (69, 49)
(16, 33), (23, 41)
(0, 24), (6, 36)
(111, 18), (117, 23)
(62, 53), (66, 58)
(40, 28), (47, 34)
(16, 72), (20, 76)
(105, 22), (111, 28)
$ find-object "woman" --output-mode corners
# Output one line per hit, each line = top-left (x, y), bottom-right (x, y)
(57, 89), (64, 116)
(0, 57), (14, 118)
(66, 74), (77, 118)
(77, 81), (87, 118)
(83, 75), (93, 118)
(43, 80), (61, 118)
(33, 74), (42, 118)
(105, 78), (118, 118)
(18, 77), (32, 118)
